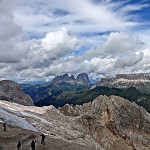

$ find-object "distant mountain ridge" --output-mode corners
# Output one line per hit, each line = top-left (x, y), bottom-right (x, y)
(116, 73), (150, 80)
(51, 73), (90, 85)
(95, 73), (150, 93)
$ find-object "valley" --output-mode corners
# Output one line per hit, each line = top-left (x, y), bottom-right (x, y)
(20, 73), (150, 113)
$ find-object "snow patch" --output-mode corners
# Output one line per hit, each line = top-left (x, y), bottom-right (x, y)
(0, 107), (38, 132)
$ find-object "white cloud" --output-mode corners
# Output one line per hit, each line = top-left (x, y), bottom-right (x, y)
(13, 0), (148, 33)
(41, 28), (78, 59)
(115, 52), (144, 68)
(20, 28), (78, 69)
(0, 0), (30, 63)
(102, 32), (144, 56)
(1, 31), (149, 82)
(121, 4), (149, 12)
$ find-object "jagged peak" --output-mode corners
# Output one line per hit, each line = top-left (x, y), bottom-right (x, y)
(51, 73), (90, 85)
(70, 75), (75, 80)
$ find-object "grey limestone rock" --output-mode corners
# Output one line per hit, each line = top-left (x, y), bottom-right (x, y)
(59, 95), (150, 150)
(0, 80), (33, 106)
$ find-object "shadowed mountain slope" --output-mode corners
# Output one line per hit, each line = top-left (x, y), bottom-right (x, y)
(0, 80), (33, 106)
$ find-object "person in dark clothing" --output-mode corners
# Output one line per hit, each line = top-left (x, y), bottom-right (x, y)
(40, 134), (45, 145)
(31, 140), (36, 150)
(17, 141), (21, 150)
(3, 123), (6, 131)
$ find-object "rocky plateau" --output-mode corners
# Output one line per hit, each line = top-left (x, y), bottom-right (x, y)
(95, 73), (150, 93)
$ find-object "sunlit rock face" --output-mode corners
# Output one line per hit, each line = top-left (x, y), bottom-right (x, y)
(59, 95), (150, 150)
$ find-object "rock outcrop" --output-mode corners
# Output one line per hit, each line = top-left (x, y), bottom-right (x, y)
(76, 73), (90, 85)
(51, 73), (90, 85)
(59, 95), (150, 150)
(0, 80), (33, 106)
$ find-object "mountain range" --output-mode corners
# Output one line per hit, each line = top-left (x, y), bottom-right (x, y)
(0, 73), (150, 149)
(20, 73), (90, 103)
(19, 73), (150, 113)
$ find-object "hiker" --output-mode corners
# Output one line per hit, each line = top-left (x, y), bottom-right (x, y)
(40, 134), (45, 145)
(17, 141), (21, 150)
(31, 140), (36, 150)
(3, 123), (6, 131)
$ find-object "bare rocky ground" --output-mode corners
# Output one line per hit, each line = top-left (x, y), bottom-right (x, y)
(0, 123), (96, 150)
(0, 95), (150, 150)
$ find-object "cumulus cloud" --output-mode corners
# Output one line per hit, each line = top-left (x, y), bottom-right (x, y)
(0, 0), (29, 63)
(0, 30), (149, 82)
(41, 28), (78, 59)
(102, 32), (144, 56)
(115, 52), (144, 68)
(17, 28), (78, 69)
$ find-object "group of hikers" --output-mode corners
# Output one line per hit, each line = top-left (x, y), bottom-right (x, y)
(3, 123), (46, 150)
(17, 139), (42, 150)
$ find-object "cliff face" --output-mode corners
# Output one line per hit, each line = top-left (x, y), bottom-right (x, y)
(76, 73), (90, 84)
(0, 80), (33, 106)
(51, 73), (90, 85)
(116, 73), (150, 80)
(95, 73), (150, 93)
(59, 95), (150, 150)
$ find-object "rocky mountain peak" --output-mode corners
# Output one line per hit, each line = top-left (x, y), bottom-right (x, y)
(59, 95), (150, 150)
(51, 73), (90, 85)
(0, 80), (33, 106)
(63, 73), (70, 81)
(70, 75), (75, 81)
(76, 73), (90, 84)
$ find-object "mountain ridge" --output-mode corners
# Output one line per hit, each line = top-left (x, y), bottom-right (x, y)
(94, 73), (150, 93)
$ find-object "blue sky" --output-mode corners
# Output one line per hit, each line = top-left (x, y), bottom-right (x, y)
(0, 0), (150, 83)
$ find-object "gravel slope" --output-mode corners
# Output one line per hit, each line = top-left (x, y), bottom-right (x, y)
(0, 123), (96, 150)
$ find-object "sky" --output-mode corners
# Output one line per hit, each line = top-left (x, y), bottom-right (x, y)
(0, 0), (150, 83)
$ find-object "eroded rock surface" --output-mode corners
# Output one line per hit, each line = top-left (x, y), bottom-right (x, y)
(59, 95), (150, 150)
(0, 80), (33, 106)
(95, 73), (150, 93)
(0, 95), (149, 150)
